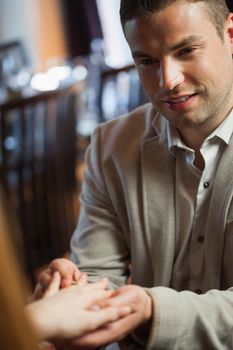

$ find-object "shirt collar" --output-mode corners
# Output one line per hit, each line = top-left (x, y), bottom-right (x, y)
(208, 108), (233, 145)
(166, 121), (190, 156)
(166, 108), (233, 155)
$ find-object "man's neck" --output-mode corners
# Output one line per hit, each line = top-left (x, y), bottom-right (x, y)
(176, 105), (233, 151)
(177, 126), (212, 172)
(179, 127), (206, 152)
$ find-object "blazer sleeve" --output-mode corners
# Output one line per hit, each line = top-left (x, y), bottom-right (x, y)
(70, 125), (131, 289)
(145, 286), (233, 349)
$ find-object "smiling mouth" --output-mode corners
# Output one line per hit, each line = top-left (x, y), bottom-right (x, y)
(160, 93), (198, 112)
(163, 93), (197, 104)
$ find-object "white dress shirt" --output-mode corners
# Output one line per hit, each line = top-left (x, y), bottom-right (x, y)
(166, 110), (233, 293)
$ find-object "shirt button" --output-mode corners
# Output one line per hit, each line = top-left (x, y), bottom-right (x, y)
(195, 289), (202, 294)
(203, 181), (209, 188)
(197, 236), (204, 243)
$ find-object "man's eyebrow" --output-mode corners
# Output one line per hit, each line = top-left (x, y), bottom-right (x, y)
(169, 35), (204, 51)
(132, 35), (204, 59)
(132, 50), (150, 59)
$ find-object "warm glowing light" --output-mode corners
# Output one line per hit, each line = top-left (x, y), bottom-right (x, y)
(30, 73), (59, 91)
(47, 66), (72, 82)
(72, 65), (88, 81)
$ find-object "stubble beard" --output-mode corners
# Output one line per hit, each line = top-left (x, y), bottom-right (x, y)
(156, 84), (233, 132)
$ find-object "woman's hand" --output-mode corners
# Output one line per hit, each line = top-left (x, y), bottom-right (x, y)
(26, 273), (132, 341)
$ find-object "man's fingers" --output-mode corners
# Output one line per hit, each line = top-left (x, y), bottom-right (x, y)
(70, 313), (135, 348)
(38, 268), (53, 289)
(89, 305), (132, 329)
(75, 289), (114, 307)
(71, 277), (109, 291)
(50, 258), (80, 276)
(107, 286), (141, 310)
(72, 272), (88, 286)
(86, 277), (109, 290)
(49, 259), (81, 288)
(73, 269), (83, 282)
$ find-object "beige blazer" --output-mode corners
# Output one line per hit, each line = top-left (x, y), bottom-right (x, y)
(71, 103), (233, 349)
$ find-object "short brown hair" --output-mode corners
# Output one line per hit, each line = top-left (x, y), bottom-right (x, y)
(120, 0), (229, 40)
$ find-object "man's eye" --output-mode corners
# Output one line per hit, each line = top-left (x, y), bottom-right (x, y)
(140, 58), (157, 66)
(178, 47), (194, 56)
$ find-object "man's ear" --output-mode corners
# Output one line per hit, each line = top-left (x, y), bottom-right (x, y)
(226, 13), (233, 42)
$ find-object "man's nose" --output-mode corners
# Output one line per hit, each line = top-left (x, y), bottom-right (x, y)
(158, 59), (184, 90)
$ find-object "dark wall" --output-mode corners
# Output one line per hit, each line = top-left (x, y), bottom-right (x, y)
(59, 0), (103, 57)
(59, 0), (233, 57)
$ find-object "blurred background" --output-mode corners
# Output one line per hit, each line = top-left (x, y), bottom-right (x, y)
(0, 0), (132, 69)
(0, 0), (147, 287)
(0, 0), (233, 288)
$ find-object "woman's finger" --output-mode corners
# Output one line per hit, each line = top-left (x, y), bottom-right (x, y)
(43, 272), (61, 298)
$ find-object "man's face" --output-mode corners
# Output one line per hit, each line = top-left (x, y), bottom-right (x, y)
(124, 2), (233, 134)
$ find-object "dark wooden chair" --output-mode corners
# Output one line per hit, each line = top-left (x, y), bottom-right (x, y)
(0, 83), (80, 285)
(97, 64), (148, 122)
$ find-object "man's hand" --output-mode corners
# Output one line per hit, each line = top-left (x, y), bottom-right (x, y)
(67, 284), (153, 349)
(33, 258), (86, 300)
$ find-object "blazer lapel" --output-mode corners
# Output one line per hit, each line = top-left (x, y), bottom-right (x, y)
(140, 129), (176, 286)
(205, 137), (233, 289)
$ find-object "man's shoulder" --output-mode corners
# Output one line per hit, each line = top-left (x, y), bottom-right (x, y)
(97, 103), (160, 141)
(89, 103), (166, 164)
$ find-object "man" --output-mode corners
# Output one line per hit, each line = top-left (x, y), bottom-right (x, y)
(39, 0), (233, 348)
